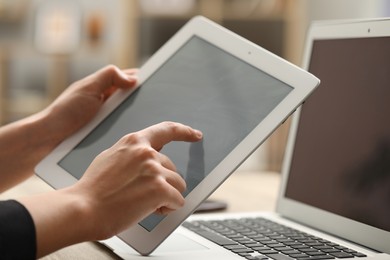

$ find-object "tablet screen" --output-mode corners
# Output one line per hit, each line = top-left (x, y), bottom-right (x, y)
(58, 36), (292, 231)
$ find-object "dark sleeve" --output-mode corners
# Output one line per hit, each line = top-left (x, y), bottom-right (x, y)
(0, 200), (37, 260)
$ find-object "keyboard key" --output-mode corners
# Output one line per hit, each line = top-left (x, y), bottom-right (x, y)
(314, 245), (334, 250)
(300, 248), (319, 253)
(241, 240), (257, 244)
(284, 242), (303, 246)
(252, 246), (271, 251)
(258, 249), (279, 254)
(224, 244), (248, 250)
(306, 242), (324, 246)
(289, 253), (310, 258)
(232, 248), (254, 253)
(255, 238), (274, 243)
(274, 246), (293, 252)
(276, 238), (295, 243)
(266, 253), (294, 260)
(330, 252), (354, 258)
(195, 230), (237, 246)
(246, 256), (269, 260)
(283, 250), (301, 254)
(226, 234), (245, 239)
(309, 255), (336, 260)
(290, 244), (310, 250)
(246, 243), (264, 247)
(335, 246), (350, 251)
(322, 249), (342, 253)
(306, 251), (327, 256)
(267, 243), (286, 248)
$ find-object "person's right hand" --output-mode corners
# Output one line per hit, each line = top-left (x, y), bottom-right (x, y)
(19, 122), (203, 257)
(19, 122), (202, 257)
(71, 121), (203, 241)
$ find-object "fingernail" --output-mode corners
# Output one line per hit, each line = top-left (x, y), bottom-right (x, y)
(195, 130), (203, 138)
(128, 75), (137, 82)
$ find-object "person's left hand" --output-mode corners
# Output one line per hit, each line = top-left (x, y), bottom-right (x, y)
(42, 65), (138, 141)
(0, 65), (137, 193)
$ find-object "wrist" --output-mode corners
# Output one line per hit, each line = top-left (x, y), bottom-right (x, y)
(18, 109), (63, 157)
(58, 187), (94, 242)
(33, 107), (69, 147)
(60, 186), (98, 242)
(18, 188), (93, 257)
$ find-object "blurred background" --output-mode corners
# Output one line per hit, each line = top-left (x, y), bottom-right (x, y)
(0, 0), (389, 173)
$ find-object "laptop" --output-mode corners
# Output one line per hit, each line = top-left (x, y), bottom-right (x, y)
(106, 18), (390, 260)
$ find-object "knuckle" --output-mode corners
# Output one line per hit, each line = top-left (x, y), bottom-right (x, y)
(103, 64), (117, 74)
(121, 132), (142, 145)
(136, 146), (157, 162)
(177, 197), (185, 207)
(162, 121), (176, 128)
(97, 148), (110, 157)
(178, 178), (187, 193)
(152, 176), (167, 191)
(142, 159), (160, 174)
(163, 121), (181, 133)
(145, 175), (169, 198)
(95, 64), (117, 79)
(163, 121), (193, 137)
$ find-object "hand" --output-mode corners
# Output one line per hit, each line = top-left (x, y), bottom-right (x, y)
(43, 65), (138, 141)
(69, 121), (203, 240)
(0, 65), (137, 192)
(19, 121), (203, 257)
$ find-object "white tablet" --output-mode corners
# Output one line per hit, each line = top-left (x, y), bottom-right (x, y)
(35, 16), (319, 255)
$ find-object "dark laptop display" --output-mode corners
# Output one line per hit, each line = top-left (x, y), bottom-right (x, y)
(285, 37), (390, 232)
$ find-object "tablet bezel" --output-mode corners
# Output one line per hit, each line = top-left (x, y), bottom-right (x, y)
(35, 16), (319, 255)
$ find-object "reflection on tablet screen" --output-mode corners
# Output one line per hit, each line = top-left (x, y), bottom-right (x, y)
(58, 36), (292, 231)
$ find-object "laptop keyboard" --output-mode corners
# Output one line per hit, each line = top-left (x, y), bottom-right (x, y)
(183, 217), (367, 260)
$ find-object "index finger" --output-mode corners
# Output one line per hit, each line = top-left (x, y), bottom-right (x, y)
(141, 122), (203, 151)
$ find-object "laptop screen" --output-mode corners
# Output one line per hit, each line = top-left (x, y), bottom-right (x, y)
(285, 36), (390, 232)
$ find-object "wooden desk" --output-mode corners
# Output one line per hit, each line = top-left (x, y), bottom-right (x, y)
(0, 171), (280, 259)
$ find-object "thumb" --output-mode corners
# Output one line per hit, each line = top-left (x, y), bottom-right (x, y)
(95, 65), (137, 93)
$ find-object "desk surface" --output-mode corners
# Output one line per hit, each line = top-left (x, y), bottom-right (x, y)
(0, 171), (280, 259)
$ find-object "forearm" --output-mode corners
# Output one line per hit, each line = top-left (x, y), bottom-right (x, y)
(0, 110), (63, 192)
